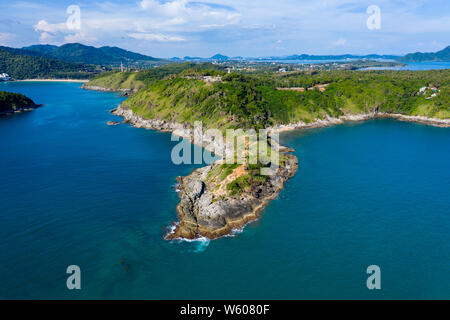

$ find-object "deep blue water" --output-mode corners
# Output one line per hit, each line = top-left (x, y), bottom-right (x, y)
(0, 81), (449, 299)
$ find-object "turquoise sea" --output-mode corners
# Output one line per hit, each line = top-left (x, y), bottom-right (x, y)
(0, 81), (449, 299)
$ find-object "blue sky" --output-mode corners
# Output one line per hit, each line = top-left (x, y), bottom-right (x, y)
(0, 0), (449, 58)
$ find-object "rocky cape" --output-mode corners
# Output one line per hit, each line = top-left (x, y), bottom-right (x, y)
(111, 104), (448, 240)
(111, 104), (298, 240)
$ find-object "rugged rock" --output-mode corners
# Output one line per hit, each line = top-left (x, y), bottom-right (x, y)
(165, 155), (298, 240)
(110, 104), (448, 240)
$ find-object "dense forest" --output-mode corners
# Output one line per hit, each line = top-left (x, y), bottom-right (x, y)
(0, 91), (35, 114)
(22, 43), (161, 65)
(398, 46), (450, 62)
(115, 67), (449, 129)
(0, 47), (96, 79)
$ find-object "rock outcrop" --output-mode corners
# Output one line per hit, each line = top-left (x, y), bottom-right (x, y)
(166, 155), (297, 240)
(110, 104), (448, 240)
(111, 104), (298, 240)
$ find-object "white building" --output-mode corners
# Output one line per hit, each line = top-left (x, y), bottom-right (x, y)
(0, 73), (11, 81)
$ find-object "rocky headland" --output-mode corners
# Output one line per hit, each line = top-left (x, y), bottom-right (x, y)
(111, 104), (298, 240)
(111, 103), (449, 240)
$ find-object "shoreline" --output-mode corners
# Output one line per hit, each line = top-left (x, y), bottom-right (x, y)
(15, 79), (89, 83)
(110, 104), (448, 241)
(0, 104), (43, 116)
(111, 104), (297, 240)
(272, 112), (450, 132)
(82, 84), (138, 93)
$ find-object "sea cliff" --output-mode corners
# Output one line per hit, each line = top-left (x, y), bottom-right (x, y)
(112, 104), (298, 239)
(111, 104), (448, 239)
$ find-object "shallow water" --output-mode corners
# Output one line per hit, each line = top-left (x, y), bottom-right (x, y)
(0, 81), (449, 299)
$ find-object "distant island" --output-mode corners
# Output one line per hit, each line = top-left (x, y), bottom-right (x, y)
(0, 91), (40, 116)
(397, 45), (450, 62)
(174, 46), (450, 63)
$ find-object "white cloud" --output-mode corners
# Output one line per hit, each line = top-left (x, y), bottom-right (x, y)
(128, 32), (185, 42)
(65, 32), (97, 44)
(332, 38), (347, 46)
(1, 0), (449, 56)
(34, 20), (67, 33)
(39, 32), (54, 43)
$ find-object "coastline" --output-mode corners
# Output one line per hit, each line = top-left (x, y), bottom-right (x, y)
(110, 103), (449, 240)
(272, 112), (450, 132)
(0, 104), (43, 116)
(15, 79), (89, 83)
(111, 104), (297, 240)
(82, 84), (138, 93)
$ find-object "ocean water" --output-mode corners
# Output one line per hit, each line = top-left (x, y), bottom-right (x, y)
(0, 81), (449, 299)
(252, 59), (450, 71)
(362, 61), (450, 71)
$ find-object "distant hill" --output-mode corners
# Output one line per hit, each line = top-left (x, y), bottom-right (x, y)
(183, 56), (204, 61)
(22, 43), (161, 65)
(0, 46), (95, 79)
(210, 54), (229, 61)
(398, 46), (450, 62)
(175, 53), (400, 62)
(263, 53), (400, 61)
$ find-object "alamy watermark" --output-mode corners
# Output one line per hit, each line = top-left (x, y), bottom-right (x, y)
(66, 5), (82, 30)
(366, 265), (381, 290)
(66, 265), (81, 290)
(366, 5), (381, 30)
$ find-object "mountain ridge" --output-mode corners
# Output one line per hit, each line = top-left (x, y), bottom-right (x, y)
(22, 43), (161, 65)
(397, 46), (450, 62)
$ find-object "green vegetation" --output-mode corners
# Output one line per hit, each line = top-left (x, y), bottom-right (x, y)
(120, 67), (450, 130)
(85, 71), (146, 91)
(398, 46), (450, 62)
(22, 43), (161, 65)
(0, 47), (95, 79)
(227, 175), (250, 195)
(97, 63), (450, 195)
(86, 62), (227, 91)
(0, 91), (35, 114)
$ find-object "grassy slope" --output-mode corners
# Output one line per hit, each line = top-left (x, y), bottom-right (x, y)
(84, 72), (146, 91)
(123, 70), (450, 130)
(118, 68), (450, 196)
(84, 62), (227, 91)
